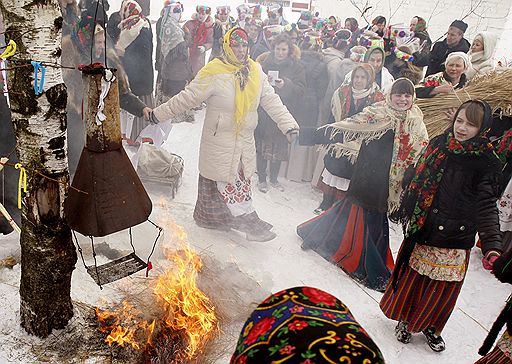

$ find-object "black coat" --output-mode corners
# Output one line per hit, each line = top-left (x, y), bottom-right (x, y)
(300, 126), (395, 213)
(323, 96), (372, 180)
(121, 23), (154, 96)
(346, 131), (394, 213)
(425, 37), (470, 77)
(256, 53), (306, 145)
(418, 135), (502, 253)
(296, 51), (328, 127)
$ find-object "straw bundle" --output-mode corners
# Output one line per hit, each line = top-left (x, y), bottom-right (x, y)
(416, 69), (512, 138)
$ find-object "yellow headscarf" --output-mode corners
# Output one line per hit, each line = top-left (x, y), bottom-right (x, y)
(197, 27), (260, 131)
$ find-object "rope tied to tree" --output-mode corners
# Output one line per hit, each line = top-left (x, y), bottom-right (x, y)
(14, 163), (26, 209)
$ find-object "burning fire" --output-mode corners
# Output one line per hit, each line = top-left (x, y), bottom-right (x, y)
(96, 218), (218, 361)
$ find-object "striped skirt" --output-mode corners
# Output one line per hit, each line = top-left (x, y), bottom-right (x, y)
(380, 263), (465, 333)
(297, 196), (394, 291)
(476, 346), (512, 363)
(193, 175), (272, 233)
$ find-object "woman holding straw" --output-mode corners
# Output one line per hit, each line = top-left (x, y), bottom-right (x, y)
(149, 28), (299, 242)
(415, 52), (470, 99)
(297, 78), (428, 292)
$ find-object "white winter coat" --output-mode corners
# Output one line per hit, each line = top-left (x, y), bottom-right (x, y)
(467, 31), (497, 80)
(152, 63), (299, 183)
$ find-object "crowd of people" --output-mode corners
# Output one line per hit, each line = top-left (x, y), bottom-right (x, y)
(1, 0), (512, 362)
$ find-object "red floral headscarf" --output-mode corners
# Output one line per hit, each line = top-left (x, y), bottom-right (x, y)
(230, 286), (385, 364)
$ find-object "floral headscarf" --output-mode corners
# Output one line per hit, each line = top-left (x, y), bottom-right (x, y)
(331, 64), (384, 122)
(159, 2), (185, 62)
(230, 286), (385, 364)
(119, 0), (143, 30)
(117, 0), (149, 54)
(412, 16), (427, 34)
(197, 27), (260, 132)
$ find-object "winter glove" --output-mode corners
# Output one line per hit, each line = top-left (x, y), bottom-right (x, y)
(483, 250), (501, 271)
(286, 130), (299, 144)
(198, 46), (206, 53)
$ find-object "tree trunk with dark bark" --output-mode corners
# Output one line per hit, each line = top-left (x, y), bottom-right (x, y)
(0, 0), (77, 338)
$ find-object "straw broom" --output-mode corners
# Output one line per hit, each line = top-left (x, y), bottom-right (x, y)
(416, 69), (512, 138)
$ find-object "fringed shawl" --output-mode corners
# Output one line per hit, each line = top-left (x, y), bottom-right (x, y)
(319, 80), (429, 213)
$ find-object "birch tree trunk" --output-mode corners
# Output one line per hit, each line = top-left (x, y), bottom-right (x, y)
(0, 0), (77, 337)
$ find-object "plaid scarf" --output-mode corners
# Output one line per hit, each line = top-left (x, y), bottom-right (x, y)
(392, 131), (496, 289)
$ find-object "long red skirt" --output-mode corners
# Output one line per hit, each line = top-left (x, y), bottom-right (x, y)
(298, 196), (394, 291)
(380, 263), (465, 333)
(475, 345), (512, 364)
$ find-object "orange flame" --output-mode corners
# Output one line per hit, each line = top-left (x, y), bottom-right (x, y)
(96, 217), (217, 360)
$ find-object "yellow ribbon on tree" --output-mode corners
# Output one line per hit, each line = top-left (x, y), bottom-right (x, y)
(14, 163), (27, 209)
(0, 40), (17, 59)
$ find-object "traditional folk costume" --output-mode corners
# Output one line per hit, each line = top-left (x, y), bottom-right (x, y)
(415, 71), (467, 98)
(183, 6), (214, 77)
(155, 2), (194, 124)
(298, 79), (428, 291)
(209, 6), (236, 61)
(230, 286), (385, 363)
(477, 250), (512, 364)
(151, 28), (298, 241)
(316, 64), (385, 211)
(117, 0), (154, 143)
(381, 104), (503, 351)
(362, 47), (394, 93)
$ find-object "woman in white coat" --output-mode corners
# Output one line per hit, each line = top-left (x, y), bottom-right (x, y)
(150, 28), (299, 242)
(467, 31), (497, 80)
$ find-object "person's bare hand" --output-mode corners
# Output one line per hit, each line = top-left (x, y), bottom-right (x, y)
(274, 79), (284, 89)
(434, 83), (454, 95)
(445, 107), (457, 121)
(142, 107), (152, 120)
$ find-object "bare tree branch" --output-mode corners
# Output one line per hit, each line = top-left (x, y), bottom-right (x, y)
(388, 0), (407, 23)
(427, 0), (442, 25)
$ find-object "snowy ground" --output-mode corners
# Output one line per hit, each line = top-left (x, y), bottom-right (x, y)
(0, 109), (510, 363)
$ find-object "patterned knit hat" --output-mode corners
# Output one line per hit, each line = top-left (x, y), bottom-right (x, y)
(263, 25), (284, 41)
(230, 286), (385, 364)
(237, 4), (249, 14)
(229, 28), (249, 46)
(349, 45), (367, 62)
(216, 5), (230, 15)
(333, 28), (352, 50)
(196, 5), (211, 15)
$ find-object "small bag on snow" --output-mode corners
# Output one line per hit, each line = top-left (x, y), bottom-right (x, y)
(136, 143), (184, 198)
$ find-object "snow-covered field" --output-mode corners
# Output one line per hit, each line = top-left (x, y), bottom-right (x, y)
(0, 108), (510, 363)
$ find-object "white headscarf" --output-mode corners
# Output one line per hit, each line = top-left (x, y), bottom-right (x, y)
(467, 31), (497, 79)
(445, 51), (471, 71)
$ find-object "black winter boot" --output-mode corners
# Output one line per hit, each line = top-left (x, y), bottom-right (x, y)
(423, 327), (446, 352)
(395, 321), (411, 344)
